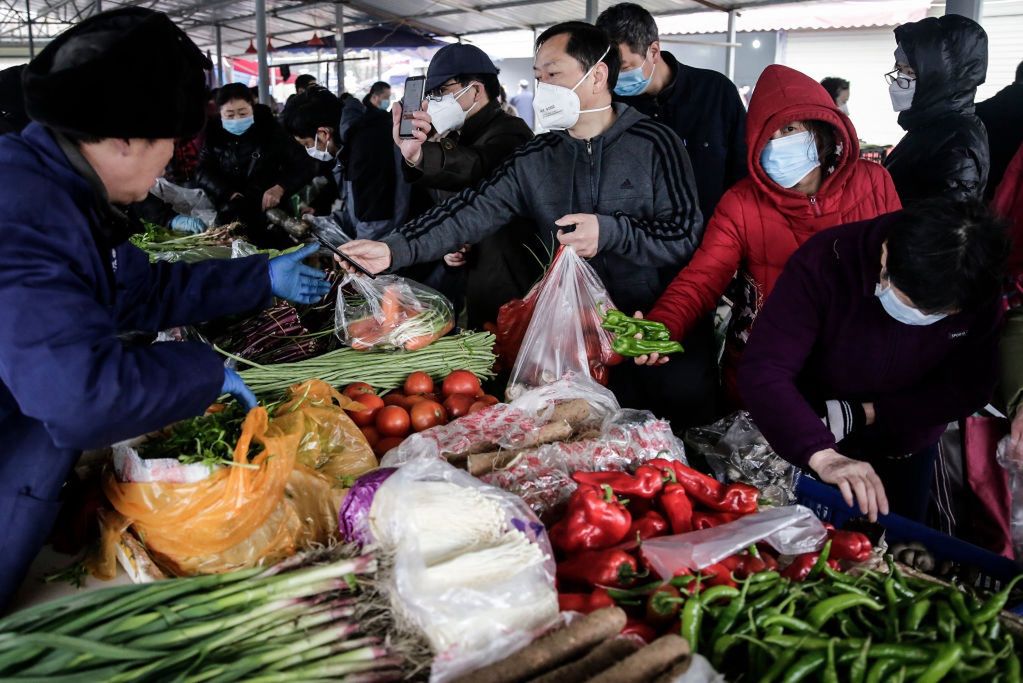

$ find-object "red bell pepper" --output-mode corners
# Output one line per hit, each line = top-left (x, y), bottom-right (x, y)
(557, 548), (640, 589)
(781, 553), (840, 582)
(628, 509), (669, 540)
(621, 618), (658, 643)
(572, 465), (667, 499)
(701, 562), (739, 588)
(828, 530), (872, 562)
(558, 587), (615, 614)
(549, 484), (632, 554)
(659, 484), (694, 534)
(645, 584), (683, 626)
(691, 511), (742, 530)
(649, 458), (758, 514)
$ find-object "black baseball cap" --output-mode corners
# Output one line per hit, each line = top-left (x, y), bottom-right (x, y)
(425, 43), (498, 92)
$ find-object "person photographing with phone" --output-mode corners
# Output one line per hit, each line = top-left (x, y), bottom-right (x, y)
(341, 22), (714, 426)
(390, 44), (541, 331)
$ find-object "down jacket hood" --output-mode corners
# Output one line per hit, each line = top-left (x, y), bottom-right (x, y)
(895, 15), (988, 130)
(746, 65), (861, 212)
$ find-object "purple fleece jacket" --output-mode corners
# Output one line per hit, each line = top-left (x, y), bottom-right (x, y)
(738, 213), (1001, 468)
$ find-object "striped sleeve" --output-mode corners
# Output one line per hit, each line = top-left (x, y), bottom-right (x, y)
(383, 136), (560, 270)
(595, 120), (704, 268)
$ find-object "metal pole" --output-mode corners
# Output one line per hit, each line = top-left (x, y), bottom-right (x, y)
(585, 0), (598, 23)
(335, 2), (345, 95)
(255, 0), (270, 104)
(215, 23), (225, 86)
(944, 0), (982, 22)
(376, 50), (382, 82)
(94, 0), (101, 13)
(725, 9), (737, 81)
(25, 0), (33, 60)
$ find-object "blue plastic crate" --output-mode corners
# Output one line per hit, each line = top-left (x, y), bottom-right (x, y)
(796, 474), (1022, 597)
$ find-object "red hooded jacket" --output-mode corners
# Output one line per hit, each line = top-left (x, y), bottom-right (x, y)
(646, 65), (902, 346)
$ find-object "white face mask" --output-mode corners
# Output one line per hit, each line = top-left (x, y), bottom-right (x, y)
(428, 83), (478, 136)
(306, 132), (333, 162)
(838, 103), (849, 115)
(532, 46), (612, 131)
(875, 282), (947, 326)
(889, 78), (916, 112)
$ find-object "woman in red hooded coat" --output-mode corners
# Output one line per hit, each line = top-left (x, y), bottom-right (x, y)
(640, 64), (903, 406)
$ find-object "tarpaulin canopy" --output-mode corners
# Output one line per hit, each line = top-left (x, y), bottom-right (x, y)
(278, 26), (447, 52)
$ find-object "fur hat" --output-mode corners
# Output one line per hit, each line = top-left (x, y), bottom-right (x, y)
(23, 7), (212, 139)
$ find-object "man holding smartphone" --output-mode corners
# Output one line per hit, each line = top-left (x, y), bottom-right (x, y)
(392, 43), (542, 331)
(342, 22), (715, 425)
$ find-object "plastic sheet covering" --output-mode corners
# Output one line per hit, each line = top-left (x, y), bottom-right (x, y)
(507, 247), (620, 396)
(368, 458), (559, 682)
(686, 411), (798, 506)
(641, 506), (827, 576)
(996, 436), (1023, 561)
(335, 274), (454, 352)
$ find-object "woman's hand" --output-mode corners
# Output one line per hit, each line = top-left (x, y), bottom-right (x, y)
(631, 311), (670, 367)
(262, 184), (285, 210)
(808, 448), (890, 522)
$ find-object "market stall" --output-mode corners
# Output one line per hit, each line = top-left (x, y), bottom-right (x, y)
(3, 232), (1021, 683)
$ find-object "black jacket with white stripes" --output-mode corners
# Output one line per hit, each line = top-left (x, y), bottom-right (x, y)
(382, 103), (704, 314)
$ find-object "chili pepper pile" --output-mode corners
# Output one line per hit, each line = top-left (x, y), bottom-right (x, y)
(600, 310), (684, 358)
(552, 459), (760, 602)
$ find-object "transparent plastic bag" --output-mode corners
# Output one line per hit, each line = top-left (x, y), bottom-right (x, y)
(641, 506), (827, 576)
(149, 177), (217, 228)
(334, 273), (454, 351)
(507, 246), (620, 397)
(367, 457), (558, 682)
(996, 436), (1023, 561)
(686, 411), (798, 506)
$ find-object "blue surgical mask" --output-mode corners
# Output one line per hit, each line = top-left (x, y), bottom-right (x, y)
(379, 99), (391, 110)
(223, 116), (254, 136)
(875, 282), (948, 326)
(615, 58), (653, 97)
(760, 130), (820, 188)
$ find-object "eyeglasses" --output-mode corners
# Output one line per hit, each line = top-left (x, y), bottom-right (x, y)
(884, 69), (915, 89)
(427, 80), (461, 101)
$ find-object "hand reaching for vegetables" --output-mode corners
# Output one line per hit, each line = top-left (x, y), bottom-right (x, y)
(268, 243), (331, 304)
(261, 184), (285, 211)
(221, 368), (257, 411)
(808, 448), (890, 522)
(337, 240), (391, 275)
(630, 312), (671, 366)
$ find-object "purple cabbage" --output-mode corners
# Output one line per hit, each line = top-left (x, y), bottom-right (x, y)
(339, 467), (397, 546)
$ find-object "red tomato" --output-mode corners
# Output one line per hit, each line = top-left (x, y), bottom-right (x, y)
(346, 393), (383, 427)
(383, 393), (410, 409)
(343, 382), (376, 400)
(360, 426), (380, 448)
(442, 370), (481, 398)
(468, 401), (488, 414)
(405, 394), (428, 407)
(376, 405), (411, 438)
(443, 393), (475, 419)
(403, 371), (434, 396)
(480, 394), (500, 406)
(374, 436), (404, 457)
(411, 400), (447, 432)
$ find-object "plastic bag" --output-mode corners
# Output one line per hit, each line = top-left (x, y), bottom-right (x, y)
(274, 379), (378, 487)
(507, 246), (620, 397)
(641, 506), (827, 577)
(335, 273), (454, 351)
(996, 435), (1023, 561)
(149, 177), (217, 228)
(368, 457), (558, 682)
(686, 411), (798, 506)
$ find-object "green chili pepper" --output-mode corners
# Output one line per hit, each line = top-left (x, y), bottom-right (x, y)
(761, 649), (799, 683)
(949, 590), (975, 629)
(904, 599), (931, 631)
(751, 583), (788, 610)
(781, 651), (827, 683)
(761, 614), (816, 634)
(711, 634), (738, 669)
(612, 335), (685, 358)
(681, 595), (702, 652)
(936, 602), (957, 642)
(850, 637), (872, 683)
(822, 639), (840, 683)
(700, 585), (740, 605)
(866, 658), (899, 683)
(807, 540), (833, 580)
(971, 575), (1023, 626)
(711, 578), (749, 642)
(1006, 649), (1021, 683)
(808, 594), (884, 629)
(840, 613), (865, 639)
(915, 643), (964, 683)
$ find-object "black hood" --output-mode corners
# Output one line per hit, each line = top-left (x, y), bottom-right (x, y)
(894, 14), (987, 130)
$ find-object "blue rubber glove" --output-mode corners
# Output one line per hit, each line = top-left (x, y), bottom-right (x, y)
(170, 215), (207, 234)
(268, 242), (331, 305)
(221, 368), (257, 411)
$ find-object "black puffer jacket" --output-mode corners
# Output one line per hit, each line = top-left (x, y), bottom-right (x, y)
(196, 104), (315, 211)
(884, 15), (989, 204)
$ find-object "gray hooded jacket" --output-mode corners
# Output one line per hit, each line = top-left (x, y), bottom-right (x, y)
(382, 103), (704, 314)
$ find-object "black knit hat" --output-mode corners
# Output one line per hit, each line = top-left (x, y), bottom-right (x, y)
(23, 7), (212, 139)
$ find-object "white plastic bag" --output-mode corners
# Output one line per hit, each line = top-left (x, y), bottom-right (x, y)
(149, 177), (217, 228)
(507, 247), (619, 397)
(641, 506), (827, 577)
(367, 458), (558, 683)
(996, 435), (1023, 561)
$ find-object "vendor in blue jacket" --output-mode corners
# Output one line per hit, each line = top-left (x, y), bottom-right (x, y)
(0, 7), (330, 607)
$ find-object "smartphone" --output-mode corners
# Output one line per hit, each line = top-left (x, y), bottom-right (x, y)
(399, 75), (426, 139)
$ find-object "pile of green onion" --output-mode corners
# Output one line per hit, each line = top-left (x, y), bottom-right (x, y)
(0, 551), (402, 682)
